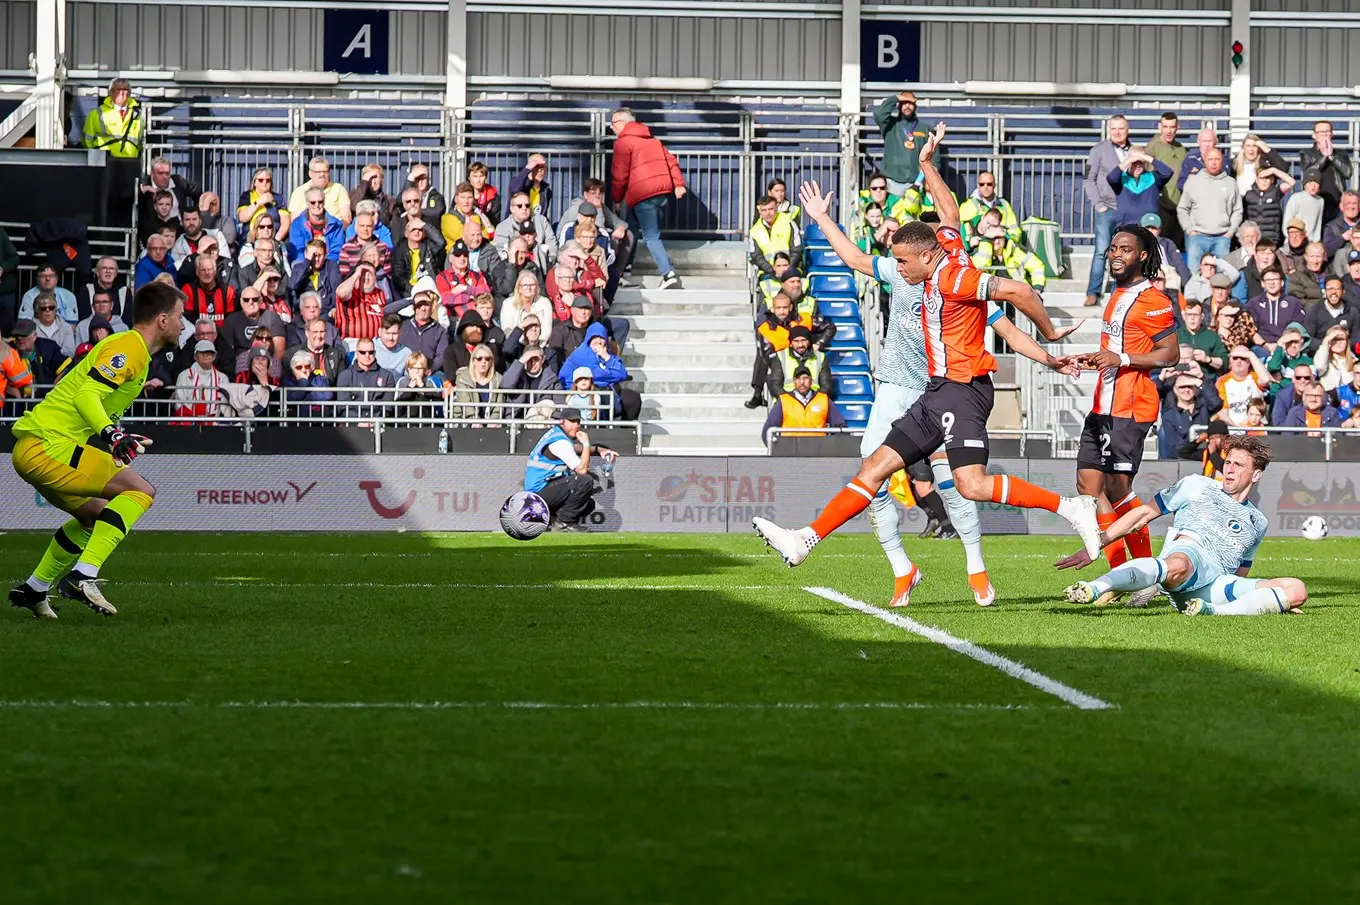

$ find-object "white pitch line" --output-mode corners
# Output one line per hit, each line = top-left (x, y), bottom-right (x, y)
(0, 580), (783, 592)
(804, 587), (1116, 711)
(0, 700), (1044, 712)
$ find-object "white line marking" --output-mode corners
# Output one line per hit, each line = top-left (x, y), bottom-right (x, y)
(803, 586), (1116, 711)
(0, 580), (783, 591)
(0, 700), (1045, 712)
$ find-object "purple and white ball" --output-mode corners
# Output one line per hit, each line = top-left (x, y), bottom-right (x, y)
(500, 491), (551, 540)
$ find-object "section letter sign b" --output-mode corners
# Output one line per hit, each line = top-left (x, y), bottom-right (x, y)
(324, 9), (391, 75)
(860, 21), (922, 83)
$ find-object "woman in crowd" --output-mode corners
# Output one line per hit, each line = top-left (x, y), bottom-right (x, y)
(282, 348), (334, 417)
(395, 352), (443, 418)
(500, 271), (554, 344)
(1313, 324), (1355, 392)
(453, 343), (505, 423)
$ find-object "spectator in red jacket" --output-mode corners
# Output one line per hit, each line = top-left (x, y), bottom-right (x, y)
(468, 161), (501, 227)
(610, 107), (686, 290)
(435, 240), (491, 321)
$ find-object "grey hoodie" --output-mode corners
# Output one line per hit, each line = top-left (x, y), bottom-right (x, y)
(1177, 170), (1243, 237)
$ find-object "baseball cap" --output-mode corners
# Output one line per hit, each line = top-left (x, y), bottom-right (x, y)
(248, 347), (270, 361)
(571, 366), (593, 383)
(411, 275), (439, 300)
(449, 239), (469, 256)
(1303, 167), (1323, 185)
(1348, 250), (1360, 264)
(1209, 274), (1234, 289)
(792, 365), (813, 380)
(556, 407), (583, 422)
(578, 201), (598, 217)
(194, 339), (217, 354)
(516, 220), (537, 235)
(570, 295), (593, 309)
(1206, 421), (1229, 436)
(1140, 212), (1162, 228)
(1286, 218), (1307, 233)
(10, 318), (35, 337)
(74, 342), (93, 358)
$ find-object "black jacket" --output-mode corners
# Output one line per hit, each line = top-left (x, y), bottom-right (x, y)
(1242, 184), (1287, 246)
(282, 342), (345, 385)
(390, 239), (445, 298)
(1303, 300), (1360, 353)
(1299, 146), (1354, 210)
(137, 174), (201, 235)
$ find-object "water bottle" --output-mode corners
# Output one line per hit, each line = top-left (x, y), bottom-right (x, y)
(437, 428), (449, 454)
(601, 459), (614, 477)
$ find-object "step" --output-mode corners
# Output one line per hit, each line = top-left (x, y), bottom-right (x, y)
(632, 240), (747, 274)
(611, 294), (752, 318)
(643, 392), (763, 411)
(622, 274), (748, 290)
(630, 366), (749, 382)
(633, 381), (753, 395)
(625, 351), (753, 370)
(641, 407), (766, 423)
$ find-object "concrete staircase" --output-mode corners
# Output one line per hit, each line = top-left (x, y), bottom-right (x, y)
(616, 241), (767, 455)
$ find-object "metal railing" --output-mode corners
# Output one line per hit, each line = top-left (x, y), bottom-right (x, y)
(0, 220), (138, 297)
(765, 426), (1056, 456)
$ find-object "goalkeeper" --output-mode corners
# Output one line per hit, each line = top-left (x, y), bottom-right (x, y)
(8, 282), (186, 619)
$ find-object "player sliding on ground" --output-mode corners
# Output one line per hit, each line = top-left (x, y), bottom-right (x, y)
(796, 157), (1083, 606)
(1058, 435), (1308, 616)
(754, 123), (1106, 585)
(8, 282), (185, 619)
(1074, 224), (1179, 606)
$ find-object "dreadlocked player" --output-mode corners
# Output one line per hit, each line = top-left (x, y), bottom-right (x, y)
(1073, 224), (1179, 606)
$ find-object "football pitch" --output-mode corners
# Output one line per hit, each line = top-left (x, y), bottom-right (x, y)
(2, 529), (1359, 903)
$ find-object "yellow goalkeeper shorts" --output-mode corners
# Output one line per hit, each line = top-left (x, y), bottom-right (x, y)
(11, 434), (120, 513)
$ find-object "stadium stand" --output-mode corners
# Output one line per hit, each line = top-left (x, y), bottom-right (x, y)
(5, 77), (1360, 460)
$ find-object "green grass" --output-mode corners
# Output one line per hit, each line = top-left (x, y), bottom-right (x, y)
(2, 530), (1359, 903)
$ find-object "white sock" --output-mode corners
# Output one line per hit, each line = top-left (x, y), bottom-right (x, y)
(1212, 586), (1289, 616)
(931, 459), (986, 574)
(868, 487), (914, 578)
(72, 563), (99, 580)
(1089, 557), (1164, 595)
(26, 576), (50, 593)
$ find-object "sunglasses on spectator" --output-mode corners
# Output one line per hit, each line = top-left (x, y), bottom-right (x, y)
(242, 293), (262, 301)
(37, 305), (56, 312)
(292, 364), (310, 371)
(473, 355), (494, 362)
(978, 180), (996, 187)
(512, 201), (529, 208)
(357, 349), (375, 355)
(870, 183), (887, 191)
(308, 200), (325, 206)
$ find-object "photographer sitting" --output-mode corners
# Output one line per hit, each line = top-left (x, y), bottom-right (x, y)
(523, 407), (618, 531)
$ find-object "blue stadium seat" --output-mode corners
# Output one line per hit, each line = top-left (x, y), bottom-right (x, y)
(829, 323), (866, 349)
(840, 402), (872, 426)
(838, 373), (874, 398)
(804, 221), (828, 245)
(829, 349), (869, 371)
(811, 273), (856, 299)
(817, 300), (859, 320)
(808, 247), (849, 271)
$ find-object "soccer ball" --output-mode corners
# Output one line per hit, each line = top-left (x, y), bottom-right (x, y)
(1300, 515), (1329, 541)
(500, 491), (550, 541)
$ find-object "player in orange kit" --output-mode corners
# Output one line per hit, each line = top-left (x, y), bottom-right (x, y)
(1074, 225), (1179, 604)
(754, 124), (1105, 577)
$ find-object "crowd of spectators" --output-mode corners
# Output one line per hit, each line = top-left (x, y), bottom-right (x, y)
(0, 103), (698, 428)
(1079, 111), (1360, 456)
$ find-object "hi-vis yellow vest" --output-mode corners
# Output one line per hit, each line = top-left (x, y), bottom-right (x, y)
(778, 391), (831, 436)
(750, 213), (795, 258)
(777, 348), (824, 392)
(82, 97), (144, 159)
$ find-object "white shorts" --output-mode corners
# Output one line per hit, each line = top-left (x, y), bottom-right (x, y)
(861, 381), (925, 458)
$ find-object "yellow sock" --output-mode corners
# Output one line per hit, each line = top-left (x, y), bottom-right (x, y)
(73, 491), (153, 578)
(29, 520), (92, 590)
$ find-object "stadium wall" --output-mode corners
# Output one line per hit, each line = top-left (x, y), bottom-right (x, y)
(2, 455), (1352, 536)
(0, 0), (1341, 95)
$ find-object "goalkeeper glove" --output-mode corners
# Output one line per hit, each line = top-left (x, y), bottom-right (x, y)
(101, 425), (153, 465)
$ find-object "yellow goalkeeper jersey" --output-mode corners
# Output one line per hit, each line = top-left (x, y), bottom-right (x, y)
(12, 330), (150, 445)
